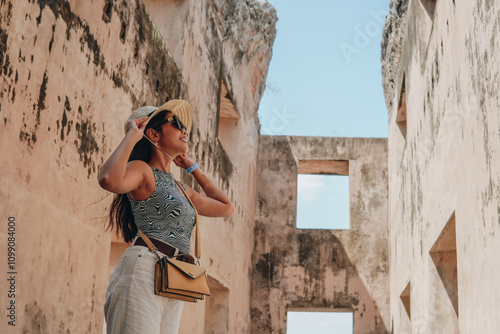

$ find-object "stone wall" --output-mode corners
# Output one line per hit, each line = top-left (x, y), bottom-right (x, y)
(382, 0), (500, 332)
(381, 0), (408, 112)
(145, 1), (277, 332)
(252, 136), (389, 334)
(0, 0), (276, 333)
(0, 1), (182, 332)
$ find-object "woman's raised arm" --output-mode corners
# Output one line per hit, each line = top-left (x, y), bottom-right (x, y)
(98, 117), (149, 194)
(174, 154), (235, 218)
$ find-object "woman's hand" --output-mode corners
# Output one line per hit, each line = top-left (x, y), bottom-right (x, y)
(177, 158), (235, 217)
(125, 117), (149, 142)
(173, 154), (197, 169)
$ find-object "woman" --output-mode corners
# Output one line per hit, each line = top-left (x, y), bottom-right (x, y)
(98, 100), (234, 334)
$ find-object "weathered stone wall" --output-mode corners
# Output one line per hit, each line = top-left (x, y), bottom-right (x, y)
(252, 136), (389, 334)
(381, 0), (408, 112)
(382, 0), (500, 333)
(0, 1), (183, 332)
(143, 1), (277, 332)
(0, 0), (276, 333)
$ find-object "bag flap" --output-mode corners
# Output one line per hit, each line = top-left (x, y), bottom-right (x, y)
(167, 258), (206, 280)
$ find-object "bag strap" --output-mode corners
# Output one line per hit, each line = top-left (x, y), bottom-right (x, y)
(174, 180), (201, 259)
(135, 179), (201, 260)
(137, 229), (158, 252)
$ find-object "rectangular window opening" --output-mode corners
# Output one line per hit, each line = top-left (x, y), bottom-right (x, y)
(400, 281), (411, 320)
(286, 310), (353, 334)
(429, 211), (458, 317)
(420, 0), (437, 19)
(296, 160), (350, 230)
(204, 276), (230, 333)
(217, 79), (240, 161)
(396, 75), (407, 138)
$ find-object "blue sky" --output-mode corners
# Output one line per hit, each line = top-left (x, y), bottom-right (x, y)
(258, 0), (390, 138)
(258, 1), (390, 331)
(287, 312), (353, 334)
(297, 174), (349, 229)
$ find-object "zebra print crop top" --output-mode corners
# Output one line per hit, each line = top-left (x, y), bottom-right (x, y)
(127, 166), (197, 254)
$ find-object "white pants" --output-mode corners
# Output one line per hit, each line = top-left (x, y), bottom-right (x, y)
(104, 246), (184, 334)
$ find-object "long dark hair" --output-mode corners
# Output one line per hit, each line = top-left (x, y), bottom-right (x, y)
(106, 110), (168, 242)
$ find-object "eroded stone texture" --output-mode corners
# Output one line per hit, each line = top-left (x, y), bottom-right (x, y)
(0, 0), (276, 333)
(252, 136), (389, 334)
(0, 0), (185, 332)
(382, 1), (500, 333)
(381, 0), (408, 112)
(155, 1), (278, 332)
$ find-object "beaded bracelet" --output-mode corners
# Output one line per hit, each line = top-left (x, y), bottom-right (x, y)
(185, 162), (199, 174)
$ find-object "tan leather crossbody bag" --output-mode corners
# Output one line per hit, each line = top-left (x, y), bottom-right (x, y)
(137, 180), (210, 302)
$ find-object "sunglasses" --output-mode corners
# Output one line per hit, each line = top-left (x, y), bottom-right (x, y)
(161, 115), (187, 132)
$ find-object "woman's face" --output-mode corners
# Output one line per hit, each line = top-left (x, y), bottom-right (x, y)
(157, 112), (189, 156)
